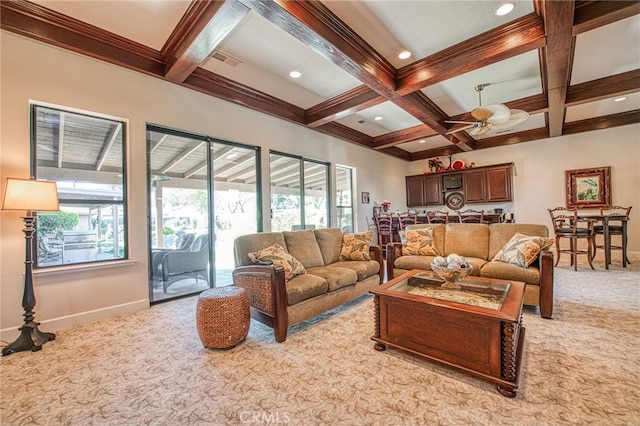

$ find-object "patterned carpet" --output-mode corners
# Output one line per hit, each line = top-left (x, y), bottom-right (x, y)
(1, 259), (639, 425)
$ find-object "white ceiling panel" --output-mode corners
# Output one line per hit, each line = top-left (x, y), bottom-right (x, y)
(30, 0), (190, 50)
(571, 15), (640, 85)
(565, 93), (640, 123)
(397, 135), (454, 153)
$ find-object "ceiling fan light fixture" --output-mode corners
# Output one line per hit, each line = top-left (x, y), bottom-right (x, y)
(496, 3), (515, 16)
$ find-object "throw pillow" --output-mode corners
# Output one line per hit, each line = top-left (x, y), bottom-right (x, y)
(248, 243), (306, 281)
(399, 228), (440, 256)
(339, 231), (373, 261)
(492, 233), (555, 268)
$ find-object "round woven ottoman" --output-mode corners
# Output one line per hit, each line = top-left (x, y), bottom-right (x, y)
(196, 286), (250, 349)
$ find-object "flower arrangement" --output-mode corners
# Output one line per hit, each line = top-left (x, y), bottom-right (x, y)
(428, 157), (442, 170)
(381, 200), (391, 211)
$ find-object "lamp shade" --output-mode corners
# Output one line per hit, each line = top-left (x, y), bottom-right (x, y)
(2, 177), (60, 212)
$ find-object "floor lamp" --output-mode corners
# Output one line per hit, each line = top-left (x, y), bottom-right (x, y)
(2, 177), (60, 356)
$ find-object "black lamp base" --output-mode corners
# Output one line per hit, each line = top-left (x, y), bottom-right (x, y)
(1, 321), (56, 356)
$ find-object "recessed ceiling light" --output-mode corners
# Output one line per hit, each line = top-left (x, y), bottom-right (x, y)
(614, 96), (627, 102)
(374, 116), (382, 121)
(289, 71), (301, 78)
(398, 50), (411, 60)
(496, 3), (515, 16)
(419, 140), (426, 144)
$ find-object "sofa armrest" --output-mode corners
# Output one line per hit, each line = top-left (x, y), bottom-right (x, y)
(369, 245), (384, 282)
(538, 249), (554, 319)
(232, 264), (288, 342)
(385, 242), (403, 281)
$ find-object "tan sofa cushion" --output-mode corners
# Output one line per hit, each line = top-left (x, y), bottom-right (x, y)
(444, 223), (489, 259)
(286, 273), (328, 305)
(234, 232), (286, 267)
(481, 260), (541, 285)
(488, 224), (549, 259)
(394, 255), (433, 271)
(283, 230), (324, 268)
(331, 260), (380, 281)
(340, 231), (373, 261)
(306, 266), (358, 291)
(462, 257), (488, 277)
(314, 228), (343, 265)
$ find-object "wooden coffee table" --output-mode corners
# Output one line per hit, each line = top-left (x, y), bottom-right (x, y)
(371, 270), (525, 397)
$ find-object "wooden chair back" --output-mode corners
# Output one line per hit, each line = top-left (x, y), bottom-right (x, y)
(426, 210), (449, 224)
(458, 208), (484, 224)
(599, 206), (632, 219)
(547, 207), (595, 270)
(397, 211), (418, 230)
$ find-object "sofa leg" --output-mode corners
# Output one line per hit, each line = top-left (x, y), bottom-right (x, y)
(274, 325), (287, 343)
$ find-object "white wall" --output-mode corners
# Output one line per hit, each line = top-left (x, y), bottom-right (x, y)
(407, 126), (640, 253)
(0, 32), (407, 339)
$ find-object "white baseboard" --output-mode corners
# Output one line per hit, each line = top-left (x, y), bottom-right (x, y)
(1, 299), (149, 343)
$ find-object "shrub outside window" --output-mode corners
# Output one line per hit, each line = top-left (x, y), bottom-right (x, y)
(32, 104), (127, 267)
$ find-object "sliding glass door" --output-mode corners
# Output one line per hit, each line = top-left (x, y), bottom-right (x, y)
(147, 126), (259, 302)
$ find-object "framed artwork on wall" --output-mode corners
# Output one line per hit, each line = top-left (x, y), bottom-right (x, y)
(361, 192), (370, 204)
(565, 166), (611, 208)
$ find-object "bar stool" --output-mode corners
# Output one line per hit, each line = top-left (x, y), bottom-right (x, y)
(548, 207), (595, 271)
(458, 208), (485, 224)
(375, 212), (394, 256)
(426, 210), (449, 224)
(397, 211), (418, 230)
(593, 206), (632, 267)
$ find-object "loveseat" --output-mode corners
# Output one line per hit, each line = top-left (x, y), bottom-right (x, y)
(233, 228), (383, 342)
(387, 223), (554, 318)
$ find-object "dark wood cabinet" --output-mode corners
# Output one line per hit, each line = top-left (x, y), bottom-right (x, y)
(463, 169), (486, 202)
(405, 163), (513, 206)
(406, 174), (443, 207)
(485, 165), (512, 202)
(406, 175), (426, 207)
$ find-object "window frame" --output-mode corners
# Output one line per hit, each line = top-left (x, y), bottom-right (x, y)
(30, 103), (129, 268)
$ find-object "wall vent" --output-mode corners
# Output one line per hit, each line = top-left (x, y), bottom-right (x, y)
(211, 51), (242, 67)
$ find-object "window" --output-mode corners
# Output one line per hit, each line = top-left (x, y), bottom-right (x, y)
(270, 152), (329, 232)
(336, 165), (354, 233)
(32, 104), (127, 267)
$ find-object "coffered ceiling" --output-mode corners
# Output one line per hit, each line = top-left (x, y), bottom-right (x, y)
(2, 0), (639, 161)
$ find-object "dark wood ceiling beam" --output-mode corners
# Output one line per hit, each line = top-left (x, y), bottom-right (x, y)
(573, 0), (640, 35)
(372, 125), (438, 150)
(378, 146), (413, 161)
(566, 69), (640, 106)
(163, 0), (249, 83)
(396, 13), (545, 95)
(306, 86), (384, 128)
(540, 0), (575, 137)
(238, 0), (453, 143)
(315, 122), (375, 150)
(185, 68), (307, 124)
(563, 110), (640, 135)
(236, 0), (396, 93)
(0, 0), (165, 77)
(473, 128), (550, 149)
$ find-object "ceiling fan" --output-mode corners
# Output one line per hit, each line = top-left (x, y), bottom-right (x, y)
(445, 84), (529, 136)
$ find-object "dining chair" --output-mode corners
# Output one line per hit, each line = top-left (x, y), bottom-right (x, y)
(426, 210), (449, 224)
(397, 211), (418, 230)
(375, 212), (394, 255)
(547, 207), (595, 271)
(593, 206), (632, 265)
(457, 208), (485, 224)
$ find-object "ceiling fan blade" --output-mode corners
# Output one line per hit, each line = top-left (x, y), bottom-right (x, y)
(484, 104), (511, 124)
(469, 125), (491, 136)
(445, 120), (475, 124)
(446, 124), (475, 135)
(489, 110), (530, 130)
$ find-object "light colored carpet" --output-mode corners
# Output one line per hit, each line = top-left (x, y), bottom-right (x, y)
(1, 259), (639, 425)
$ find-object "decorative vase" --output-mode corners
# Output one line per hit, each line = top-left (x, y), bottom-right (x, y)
(382, 205), (389, 212)
(430, 166), (438, 173)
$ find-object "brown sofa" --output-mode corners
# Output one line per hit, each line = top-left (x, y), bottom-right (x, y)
(387, 223), (554, 318)
(233, 228), (383, 342)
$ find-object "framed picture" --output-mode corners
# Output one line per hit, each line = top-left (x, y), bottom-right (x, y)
(565, 167), (611, 208)
(361, 192), (370, 204)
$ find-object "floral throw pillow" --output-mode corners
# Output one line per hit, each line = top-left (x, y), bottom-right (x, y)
(399, 228), (440, 256)
(492, 233), (555, 268)
(248, 243), (306, 281)
(339, 231), (373, 261)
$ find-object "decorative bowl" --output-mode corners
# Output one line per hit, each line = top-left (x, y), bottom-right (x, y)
(431, 263), (473, 289)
